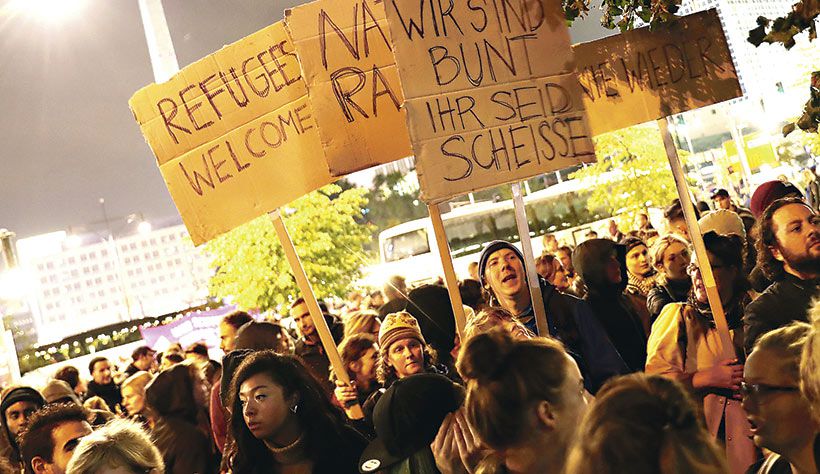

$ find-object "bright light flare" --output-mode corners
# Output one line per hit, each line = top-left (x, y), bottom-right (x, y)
(137, 220), (153, 235)
(6, 0), (88, 24)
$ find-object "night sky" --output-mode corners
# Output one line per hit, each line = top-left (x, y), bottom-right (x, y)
(0, 0), (612, 239)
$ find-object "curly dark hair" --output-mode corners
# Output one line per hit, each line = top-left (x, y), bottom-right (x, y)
(227, 351), (350, 474)
(755, 197), (811, 281)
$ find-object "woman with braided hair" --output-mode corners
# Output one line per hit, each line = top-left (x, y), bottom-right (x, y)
(566, 374), (729, 474)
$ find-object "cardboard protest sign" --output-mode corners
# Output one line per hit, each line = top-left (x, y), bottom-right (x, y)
(129, 22), (332, 245)
(383, 0), (596, 203)
(574, 9), (742, 136)
(285, 0), (413, 176)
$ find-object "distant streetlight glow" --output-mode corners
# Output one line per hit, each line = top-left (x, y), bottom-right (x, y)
(64, 233), (82, 249)
(6, 0), (87, 23)
(137, 220), (152, 235)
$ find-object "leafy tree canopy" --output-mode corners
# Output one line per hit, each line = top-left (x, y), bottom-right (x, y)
(205, 184), (372, 310)
(570, 124), (683, 226)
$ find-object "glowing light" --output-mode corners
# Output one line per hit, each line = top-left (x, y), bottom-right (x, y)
(64, 233), (82, 249)
(137, 220), (152, 235)
(6, 0), (88, 24)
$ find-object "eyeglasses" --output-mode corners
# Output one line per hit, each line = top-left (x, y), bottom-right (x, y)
(740, 382), (799, 401)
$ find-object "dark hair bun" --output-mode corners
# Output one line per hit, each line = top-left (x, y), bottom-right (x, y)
(458, 330), (514, 382)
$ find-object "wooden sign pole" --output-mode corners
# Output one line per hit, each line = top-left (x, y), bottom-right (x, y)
(657, 119), (735, 360)
(511, 183), (549, 337)
(269, 210), (365, 419)
(427, 204), (467, 339)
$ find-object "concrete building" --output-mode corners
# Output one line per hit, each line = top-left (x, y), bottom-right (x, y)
(16, 224), (211, 345)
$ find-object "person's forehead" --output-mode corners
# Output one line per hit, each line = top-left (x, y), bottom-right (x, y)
(746, 349), (794, 383)
(53, 420), (92, 444)
(773, 202), (813, 224)
(489, 248), (515, 259)
(240, 372), (278, 394)
(6, 400), (37, 413)
(389, 337), (420, 350)
(626, 245), (647, 256)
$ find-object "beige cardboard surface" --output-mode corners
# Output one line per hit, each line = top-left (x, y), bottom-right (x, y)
(384, 0), (595, 203)
(129, 22), (331, 245)
(285, 0), (412, 176)
(574, 9), (742, 136)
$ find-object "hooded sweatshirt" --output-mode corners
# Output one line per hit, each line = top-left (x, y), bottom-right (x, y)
(573, 239), (648, 372)
(0, 386), (44, 468)
(145, 364), (215, 474)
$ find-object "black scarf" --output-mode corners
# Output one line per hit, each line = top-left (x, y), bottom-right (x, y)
(686, 291), (748, 330)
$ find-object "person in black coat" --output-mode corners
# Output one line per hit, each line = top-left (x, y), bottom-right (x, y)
(573, 239), (648, 373)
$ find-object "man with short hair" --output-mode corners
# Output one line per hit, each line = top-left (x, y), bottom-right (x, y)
(19, 403), (92, 474)
(211, 310), (253, 454)
(291, 297), (344, 388)
(85, 357), (121, 413)
(478, 241), (626, 392)
(123, 346), (156, 378)
(218, 310), (253, 354)
(467, 261), (479, 281)
(542, 233), (559, 254)
(607, 219), (624, 242)
(664, 200), (691, 242)
(0, 386), (45, 467)
(184, 342), (210, 366)
(712, 188), (756, 234)
(53, 366), (86, 400)
(745, 197), (820, 353)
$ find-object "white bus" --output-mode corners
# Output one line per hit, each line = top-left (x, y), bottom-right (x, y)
(360, 177), (640, 288)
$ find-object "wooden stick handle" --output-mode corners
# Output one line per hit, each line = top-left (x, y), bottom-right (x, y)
(657, 119), (735, 360)
(427, 204), (467, 339)
(269, 210), (365, 419)
(511, 183), (549, 337)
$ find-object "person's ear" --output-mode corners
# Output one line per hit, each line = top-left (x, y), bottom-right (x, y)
(770, 245), (785, 263)
(534, 400), (557, 431)
(348, 360), (362, 374)
(31, 457), (48, 474)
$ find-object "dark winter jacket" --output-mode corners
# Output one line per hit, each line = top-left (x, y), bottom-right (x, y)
(573, 239), (648, 373)
(646, 278), (691, 324)
(516, 277), (629, 393)
(145, 364), (215, 474)
(743, 273), (820, 354)
(294, 314), (344, 391)
(85, 380), (122, 412)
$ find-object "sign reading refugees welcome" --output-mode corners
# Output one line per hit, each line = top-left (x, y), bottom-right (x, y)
(129, 22), (331, 245)
(285, 0), (413, 176)
(574, 9), (742, 136)
(383, 0), (596, 203)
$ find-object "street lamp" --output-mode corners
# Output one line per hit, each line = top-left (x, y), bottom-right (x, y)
(5, 0), (88, 24)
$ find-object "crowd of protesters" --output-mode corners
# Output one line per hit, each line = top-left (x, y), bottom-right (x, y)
(0, 178), (818, 473)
